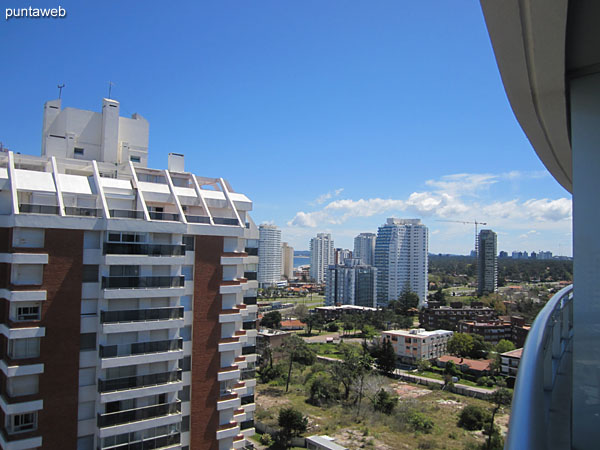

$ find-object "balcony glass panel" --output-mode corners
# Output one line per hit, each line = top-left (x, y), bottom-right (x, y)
(240, 369), (255, 380)
(185, 215), (211, 224)
(109, 209), (145, 219)
(213, 217), (240, 226)
(244, 247), (258, 256)
(97, 401), (181, 428)
(149, 211), (179, 221)
(243, 272), (257, 281)
(98, 370), (182, 393)
(102, 276), (185, 289)
(242, 321), (257, 330)
(101, 432), (180, 450)
(243, 297), (257, 306)
(241, 346), (256, 356)
(19, 204), (59, 215)
(240, 420), (254, 430)
(101, 307), (184, 323)
(99, 338), (183, 358)
(64, 206), (102, 217)
(104, 242), (186, 257)
(240, 395), (254, 405)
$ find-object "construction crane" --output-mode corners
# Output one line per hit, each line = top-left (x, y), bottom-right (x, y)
(436, 219), (488, 256)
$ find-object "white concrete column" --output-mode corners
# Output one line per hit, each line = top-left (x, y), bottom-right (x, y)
(570, 71), (600, 448)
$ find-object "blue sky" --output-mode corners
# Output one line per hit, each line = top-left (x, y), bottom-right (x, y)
(1, 1), (572, 255)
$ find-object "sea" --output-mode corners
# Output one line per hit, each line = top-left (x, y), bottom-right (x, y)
(293, 256), (310, 268)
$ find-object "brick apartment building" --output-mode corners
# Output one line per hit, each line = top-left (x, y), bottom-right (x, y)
(419, 302), (496, 331)
(0, 98), (257, 450)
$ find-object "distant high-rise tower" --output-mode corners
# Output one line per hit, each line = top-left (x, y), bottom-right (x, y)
(325, 259), (377, 307)
(334, 248), (352, 265)
(309, 233), (334, 284)
(281, 242), (294, 279)
(374, 218), (428, 307)
(354, 233), (376, 266)
(477, 229), (498, 295)
(258, 224), (282, 286)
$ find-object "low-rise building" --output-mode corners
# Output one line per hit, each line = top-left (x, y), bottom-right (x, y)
(458, 319), (513, 345)
(436, 355), (493, 377)
(382, 328), (453, 363)
(314, 305), (378, 322)
(500, 348), (523, 378)
(280, 319), (305, 330)
(419, 302), (496, 330)
(307, 435), (348, 450)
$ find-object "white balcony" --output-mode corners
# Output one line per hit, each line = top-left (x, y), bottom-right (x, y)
(219, 310), (242, 323)
(216, 422), (240, 441)
(0, 289), (46, 302)
(217, 394), (241, 411)
(217, 367), (241, 382)
(0, 253), (48, 264)
(218, 338), (242, 353)
(0, 361), (44, 377)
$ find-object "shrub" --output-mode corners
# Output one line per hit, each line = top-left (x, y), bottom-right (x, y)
(260, 433), (274, 446)
(307, 373), (340, 406)
(457, 405), (490, 431)
(409, 412), (434, 433)
(476, 376), (488, 386)
(327, 323), (339, 332)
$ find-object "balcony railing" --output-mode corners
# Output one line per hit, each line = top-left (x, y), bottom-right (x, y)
(243, 297), (257, 306)
(109, 209), (144, 219)
(243, 272), (257, 281)
(97, 401), (181, 428)
(98, 369), (182, 393)
(99, 338), (183, 358)
(505, 284), (573, 450)
(149, 211), (179, 221)
(101, 307), (184, 323)
(102, 276), (185, 289)
(244, 247), (258, 256)
(104, 242), (186, 257)
(102, 432), (181, 450)
(185, 214), (211, 224)
(19, 203), (59, 215)
(65, 206), (102, 217)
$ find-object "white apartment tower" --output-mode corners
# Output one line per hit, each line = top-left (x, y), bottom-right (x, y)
(477, 229), (498, 295)
(374, 218), (428, 308)
(257, 224), (282, 287)
(281, 242), (294, 279)
(354, 232), (376, 266)
(0, 98), (259, 450)
(309, 233), (334, 284)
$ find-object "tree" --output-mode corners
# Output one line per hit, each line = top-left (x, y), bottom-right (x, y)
(361, 324), (377, 343)
(433, 287), (447, 305)
(486, 388), (512, 450)
(308, 373), (339, 406)
(278, 407), (308, 448)
(470, 334), (491, 359)
(458, 405), (490, 431)
(293, 304), (309, 321)
(302, 314), (323, 336)
(261, 311), (282, 329)
(397, 287), (420, 313)
(417, 359), (432, 372)
(330, 344), (363, 400)
(281, 334), (316, 392)
(353, 350), (374, 417)
(375, 338), (397, 375)
(495, 339), (516, 354)
(372, 388), (398, 414)
(447, 333), (475, 359)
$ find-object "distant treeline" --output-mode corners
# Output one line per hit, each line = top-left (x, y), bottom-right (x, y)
(429, 254), (573, 284)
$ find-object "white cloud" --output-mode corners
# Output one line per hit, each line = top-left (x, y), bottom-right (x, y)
(287, 172), (572, 229)
(312, 188), (344, 205)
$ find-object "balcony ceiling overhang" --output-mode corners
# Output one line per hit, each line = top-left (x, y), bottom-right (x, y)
(479, 0), (599, 194)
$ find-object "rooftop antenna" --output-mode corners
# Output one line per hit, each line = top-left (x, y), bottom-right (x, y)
(108, 81), (115, 99)
(57, 83), (65, 99)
